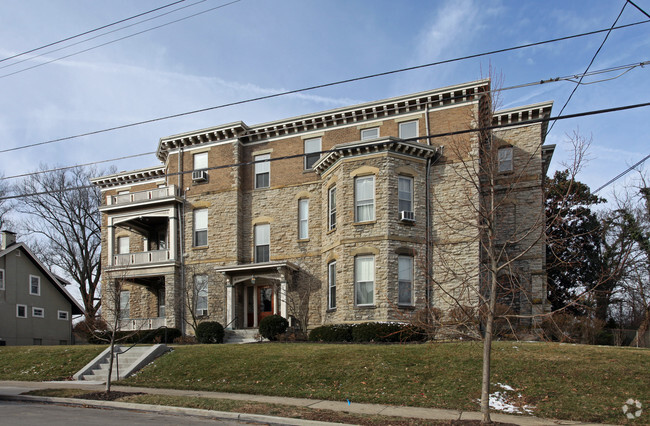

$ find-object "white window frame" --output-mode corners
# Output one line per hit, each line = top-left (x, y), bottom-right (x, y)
(193, 208), (208, 247)
(399, 120), (418, 140)
(254, 154), (270, 188)
(29, 275), (41, 296)
(328, 261), (336, 310)
(57, 310), (69, 321)
(16, 304), (27, 318)
(32, 307), (45, 318)
(328, 186), (337, 231)
(355, 176), (375, 222)
(194, 275), (208, 316)
(355, 255), (375, 306)
(361, 127), (380, 140)
(119, 290), (130, 319)
(254, 223), (270, 262)
(0, 269), (4, 290)
(298, 198), (309, 240)
(117, 236), (130, 254)
(498, 146), (514, 172)
(304, 137), (322, 170)
(398, 176), (413, 214)
(193, 152), (208, 170)
(398, 255), (414, 306)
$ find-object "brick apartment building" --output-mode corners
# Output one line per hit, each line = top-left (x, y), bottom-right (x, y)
(92, 79), (554, 336)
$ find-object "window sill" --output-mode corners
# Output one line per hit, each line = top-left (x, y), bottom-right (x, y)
(303, 169), (316, 174)
(254, 186), (270, 190)
(297, 238), (310, 243)
(192, 246), (209, 250)
(397, 304), (415, 309)
(326, 307), (337, 313)
(354, 304), (376, 309)
(353, 220), (376, 226)
(398, 220), (416, 226)
(326, 227), (337, 235)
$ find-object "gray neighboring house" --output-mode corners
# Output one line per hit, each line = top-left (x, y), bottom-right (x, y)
(0, 231), (84, 346)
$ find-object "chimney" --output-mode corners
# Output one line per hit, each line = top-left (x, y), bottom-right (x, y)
(1, 231), (17, 250)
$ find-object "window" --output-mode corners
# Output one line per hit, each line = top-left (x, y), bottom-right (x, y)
(498, 146), (513, 172)
(29, 275), (40, 295)
(298, 198), (309, 239)
(355, 255), (374, 306)
(399, 120), (418, 139)
(193, 209), (208, 246)
(355, 176), (375, 222)
(398, 255), (414, 305)
(117, 236), (130, 254)
(328, 261), (336, 309)
(194, 275), (208, 315)
(193, 152), (208, 170)
(119, 290), (130, 319)
(16, 304), (27, 318)
(304, 138), (321, 170)
(57, 310), (69, 321)
(32, 307), (44, 318)
(361, 127), (379, 140)
(398, 176), (413, 213)
(328, 186), (337, 231)
(255, 154), (270, 188)
(0, 269), (4, 290)
(158, 288), (166, 318)
(254, 224), (270, 262)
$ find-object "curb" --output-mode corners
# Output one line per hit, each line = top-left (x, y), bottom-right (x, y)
(0, 394), (345, 426)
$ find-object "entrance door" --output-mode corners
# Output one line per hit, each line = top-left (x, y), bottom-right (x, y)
(258, 286), (274, 324)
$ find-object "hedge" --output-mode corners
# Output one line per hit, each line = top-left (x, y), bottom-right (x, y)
(88, 327), (181, 344)
(309, 322), (426, 343)
(195, 321), (225, 344)
(259, 315), (289, 341)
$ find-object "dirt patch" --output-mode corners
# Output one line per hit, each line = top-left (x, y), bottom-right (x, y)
(75, 391), (144, 401)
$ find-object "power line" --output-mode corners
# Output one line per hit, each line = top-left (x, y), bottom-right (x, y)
(546, 1), (627, 135)
(0, 0), (186, 64)
(593, 152), (650, 194)
(1, 16), (649, 157)
(2, 100), (649, 201)
(0, 0), (241, 79)
(1, 59), (647, 181)
(627, 0), (650, 19)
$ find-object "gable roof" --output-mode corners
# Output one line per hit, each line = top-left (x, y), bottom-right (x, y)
(0, 242), (85, 315)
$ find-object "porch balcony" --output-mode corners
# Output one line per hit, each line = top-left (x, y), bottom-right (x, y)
(106, 185), (178, 206)
(113, 249), (171, 266)
(119, 317), (166, 331)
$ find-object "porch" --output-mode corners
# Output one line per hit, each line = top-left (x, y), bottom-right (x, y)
(215, 261), (298, 329)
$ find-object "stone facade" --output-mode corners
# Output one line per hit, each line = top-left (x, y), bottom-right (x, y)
(92, 79), (554, 335)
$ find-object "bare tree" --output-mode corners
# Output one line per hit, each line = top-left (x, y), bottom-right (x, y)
(410, 78), (604, 422)
(183, 264), (219, 335)
(281, 271), (321, 335)
(0, 173), (12, 230)
(14, 165), (105, 322)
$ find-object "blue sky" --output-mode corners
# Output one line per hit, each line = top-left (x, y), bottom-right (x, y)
(1, 0), (649, 204)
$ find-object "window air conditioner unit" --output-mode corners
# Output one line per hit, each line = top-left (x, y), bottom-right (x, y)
(192, 170), (208, 182)
(400, 210), (415, 222)
(199, 309), (208, 316)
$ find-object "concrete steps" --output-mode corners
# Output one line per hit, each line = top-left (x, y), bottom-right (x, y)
(74, 344), (169, 382)
(224, 329), (259, 344)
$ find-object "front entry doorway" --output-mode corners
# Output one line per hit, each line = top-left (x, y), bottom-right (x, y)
(245, 284), (275, 328)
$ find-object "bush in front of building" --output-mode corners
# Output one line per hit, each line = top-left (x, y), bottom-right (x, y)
(87, 327), (182, 344)
(308, 324), (353, 342)
(309, 322), (427, 343)
(195, 321), (225, 344)
(259, 315), (289, 341)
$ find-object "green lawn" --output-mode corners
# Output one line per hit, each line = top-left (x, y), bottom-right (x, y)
(0, 345), (103, 381)
(1, 341), (648, 424)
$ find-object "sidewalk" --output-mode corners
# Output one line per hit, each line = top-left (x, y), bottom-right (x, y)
(0, 380), (605, 426)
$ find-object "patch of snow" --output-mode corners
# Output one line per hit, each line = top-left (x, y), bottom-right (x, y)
(478, 383), (535, 415)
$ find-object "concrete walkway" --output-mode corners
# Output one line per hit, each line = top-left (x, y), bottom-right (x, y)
(0, 380), (606, 425)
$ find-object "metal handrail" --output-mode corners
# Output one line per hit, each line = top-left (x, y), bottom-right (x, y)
(224, 315), (238, 329)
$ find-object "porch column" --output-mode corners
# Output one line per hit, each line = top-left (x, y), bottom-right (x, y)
(225, 276), (235, 329)
(278, 267), (287, 319)
(168, 207), (177, 261)
(107, 221), (115, 266)
(253, 285), (259, 328)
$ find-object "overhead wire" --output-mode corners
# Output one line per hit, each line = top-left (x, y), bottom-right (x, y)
(546, 1), (628, 135)
(0, 0), (241, 79)
(593, 152), (650, 194)
(2, 100), (649, 201)
(1, 14), (648, 157)
(0, 59), (647, 182)
(0, 0), (186, 64)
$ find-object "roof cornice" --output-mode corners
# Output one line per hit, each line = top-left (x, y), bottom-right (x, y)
(91, 165), (166, 189)
(155, 79), (490, 162)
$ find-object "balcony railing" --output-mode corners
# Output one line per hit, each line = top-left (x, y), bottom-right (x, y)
(113, 249), (171, 266)
(106, 185), (178, 206)
(119, 317), (166, 331)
